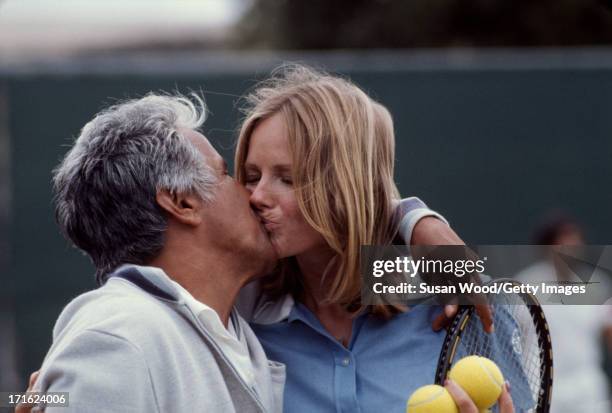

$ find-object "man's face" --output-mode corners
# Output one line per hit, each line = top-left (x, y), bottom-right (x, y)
(183, 128), (277, 275)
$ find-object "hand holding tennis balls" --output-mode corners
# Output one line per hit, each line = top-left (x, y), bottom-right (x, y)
(448, 356), (504, 410)
(445, 377), (514, 413)
(406, 356), (514, 413)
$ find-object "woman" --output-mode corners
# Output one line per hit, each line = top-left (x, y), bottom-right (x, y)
(234, 64), (512, 412)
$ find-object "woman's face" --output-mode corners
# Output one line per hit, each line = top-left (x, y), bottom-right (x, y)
(244, 112), (327, 259)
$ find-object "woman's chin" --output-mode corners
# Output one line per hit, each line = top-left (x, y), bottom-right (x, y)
(270, 237), (286, 258)
(271, 237), (295, 259)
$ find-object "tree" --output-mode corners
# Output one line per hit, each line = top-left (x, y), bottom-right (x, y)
(234, 0), (612, 49)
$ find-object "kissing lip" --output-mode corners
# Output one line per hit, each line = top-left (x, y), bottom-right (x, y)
(259, 216), (281, 231)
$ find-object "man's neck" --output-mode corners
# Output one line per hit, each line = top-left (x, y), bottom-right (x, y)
(149, 246), (252, 327)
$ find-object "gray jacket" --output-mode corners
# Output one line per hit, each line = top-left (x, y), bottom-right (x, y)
(33, 266), (285, 412)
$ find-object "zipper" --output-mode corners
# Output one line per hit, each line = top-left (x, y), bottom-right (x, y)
(181, 304), (267, 413)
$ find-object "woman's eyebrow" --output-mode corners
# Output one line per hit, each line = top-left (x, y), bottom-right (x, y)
(273, 164), (292, 174)
(242, 163), (292, 174)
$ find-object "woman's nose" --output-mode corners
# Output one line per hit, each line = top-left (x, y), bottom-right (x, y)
(249, 180), (273, 210)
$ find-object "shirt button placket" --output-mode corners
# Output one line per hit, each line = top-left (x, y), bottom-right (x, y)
(334, 352), (360, 413)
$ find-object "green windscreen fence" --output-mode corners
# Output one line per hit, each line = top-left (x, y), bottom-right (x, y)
(2, 51), (612, 387)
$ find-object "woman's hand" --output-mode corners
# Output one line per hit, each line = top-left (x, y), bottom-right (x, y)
(412, 217), (495, 333)
(445, 378), (514, 413)
(432, 301), (494, 334)
(14, 371), (39, 413)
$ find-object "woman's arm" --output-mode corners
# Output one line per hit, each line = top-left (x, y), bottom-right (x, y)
(396, 198), (494, 333)
(412, 216), (463, 245)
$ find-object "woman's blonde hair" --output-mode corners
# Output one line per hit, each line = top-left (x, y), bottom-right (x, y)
(235, 64), (402, 318)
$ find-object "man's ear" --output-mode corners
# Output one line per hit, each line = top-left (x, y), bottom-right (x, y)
(156, 189), (203, 226)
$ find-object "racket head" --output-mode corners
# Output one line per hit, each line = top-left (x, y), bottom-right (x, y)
(434, 279), (553, 413)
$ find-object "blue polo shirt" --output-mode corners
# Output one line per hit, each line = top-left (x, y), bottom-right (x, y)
(251, 301), (445, 413)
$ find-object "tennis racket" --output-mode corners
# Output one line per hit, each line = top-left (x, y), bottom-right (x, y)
(434, 279), (553, 413)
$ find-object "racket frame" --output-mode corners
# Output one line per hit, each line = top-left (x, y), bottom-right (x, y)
(433, 279), (554, 413)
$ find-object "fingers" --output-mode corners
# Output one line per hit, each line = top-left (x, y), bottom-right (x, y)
(444, 379), (479, 413)
(498, 382), (515, 413)
(28, 371), (40, 390)
(474, 303), (495, 333)
(432, 304), (458, 331)
(445, 304), (457, 318)
(432, 311), (449, 331)
(15, 395), (34, 413)
(432, 299), (459, 331)
(14, 370), (40, 413)
(15, 401), (34, 413)
(446, 378), (514, 413)
(464, 263), (494, 334)
(432, 300), (495, 334)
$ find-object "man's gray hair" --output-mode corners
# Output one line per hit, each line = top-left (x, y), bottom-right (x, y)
(53, 93), (216, 285)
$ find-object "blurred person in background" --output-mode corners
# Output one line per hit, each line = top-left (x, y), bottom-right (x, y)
(516, 212), (612, 413)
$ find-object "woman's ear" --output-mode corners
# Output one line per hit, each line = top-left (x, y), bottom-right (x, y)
(156, 189), (203, 226)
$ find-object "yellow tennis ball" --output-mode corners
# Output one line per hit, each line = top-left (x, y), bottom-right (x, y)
(406, 384), (458, 413)
(448, 356), (504, 409)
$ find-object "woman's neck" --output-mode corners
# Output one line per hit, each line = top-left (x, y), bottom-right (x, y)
(295, 246), (335, 305)
(295, 246), (355, 346)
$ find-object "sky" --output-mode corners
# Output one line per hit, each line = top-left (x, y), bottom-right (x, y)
(0, 0), (248, 60)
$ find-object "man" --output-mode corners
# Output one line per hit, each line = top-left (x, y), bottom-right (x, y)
(24, 94), (284, 412)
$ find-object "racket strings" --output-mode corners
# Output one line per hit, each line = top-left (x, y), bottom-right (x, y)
(454, 291), (545, 413)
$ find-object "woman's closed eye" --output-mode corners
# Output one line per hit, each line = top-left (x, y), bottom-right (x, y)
(246, 173), (291, 186)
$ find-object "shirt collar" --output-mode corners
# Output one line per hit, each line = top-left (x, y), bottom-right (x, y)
(113, 264), (217, 316)
(287, 300), (309, 324)
(286, 300), (370, 348)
